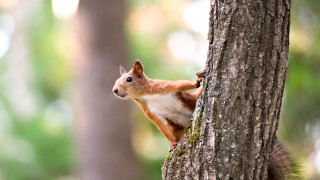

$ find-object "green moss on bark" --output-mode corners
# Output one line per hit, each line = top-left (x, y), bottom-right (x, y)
(186, 116), (202, 145)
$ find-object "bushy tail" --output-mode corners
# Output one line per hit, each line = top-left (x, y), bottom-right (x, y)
(268, 140), (302, 180)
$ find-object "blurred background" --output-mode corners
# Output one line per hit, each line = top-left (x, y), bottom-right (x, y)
(0, 0), (319, 179)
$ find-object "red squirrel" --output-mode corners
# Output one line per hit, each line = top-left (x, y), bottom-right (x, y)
(113, 60), (204, 148)
(113, 60), (300, 180)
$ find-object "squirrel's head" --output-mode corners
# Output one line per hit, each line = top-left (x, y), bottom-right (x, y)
(112, 60), (147, 99)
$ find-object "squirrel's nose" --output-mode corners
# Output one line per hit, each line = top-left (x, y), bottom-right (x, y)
(113, 88), (118, 95)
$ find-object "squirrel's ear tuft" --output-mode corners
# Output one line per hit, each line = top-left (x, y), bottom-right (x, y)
(119, 65), (127, 75)
(133, 60), (144, 76)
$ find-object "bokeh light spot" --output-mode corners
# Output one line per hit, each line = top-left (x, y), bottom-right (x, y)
(52, 0), (79, 20)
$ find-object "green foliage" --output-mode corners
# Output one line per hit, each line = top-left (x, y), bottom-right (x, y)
(280, 1), (320, 146)
(0, 1), (74, 179)
(277, 1), (320, 178)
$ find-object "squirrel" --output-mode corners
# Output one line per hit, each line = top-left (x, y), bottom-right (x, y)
(112, 60), (300, 180)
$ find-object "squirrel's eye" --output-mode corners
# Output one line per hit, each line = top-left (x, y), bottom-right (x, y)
(126, 77), (133, 82)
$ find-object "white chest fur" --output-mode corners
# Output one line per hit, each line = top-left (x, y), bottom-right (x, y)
(141, 93), (193, 127)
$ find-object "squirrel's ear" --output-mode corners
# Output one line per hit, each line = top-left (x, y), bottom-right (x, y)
(133, 60), (144, 76)
(119, 65), (127, 75)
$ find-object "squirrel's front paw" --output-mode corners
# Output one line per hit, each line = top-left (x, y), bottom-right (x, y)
(195, 70), (205, 88)
(196, 70), (205, 78)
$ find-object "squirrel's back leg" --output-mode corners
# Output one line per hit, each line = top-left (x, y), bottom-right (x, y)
(176, 86), (203, 111)
(175, 70), (204, 110)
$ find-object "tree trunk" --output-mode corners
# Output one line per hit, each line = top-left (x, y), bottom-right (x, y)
(75, 0), (140, 180)
(162, 0), (291, 179)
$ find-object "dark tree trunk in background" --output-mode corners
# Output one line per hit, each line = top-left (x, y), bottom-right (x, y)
(75, 0), (140, 180)
(162, 0), (291, 179)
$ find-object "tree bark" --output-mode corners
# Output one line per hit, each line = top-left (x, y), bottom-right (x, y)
(75, 0), (140, 180)
(162, 0), (291, 179)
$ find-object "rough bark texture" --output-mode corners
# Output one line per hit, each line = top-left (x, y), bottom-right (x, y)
(75, 0), (140, 180)
(162, 0), (291, 179)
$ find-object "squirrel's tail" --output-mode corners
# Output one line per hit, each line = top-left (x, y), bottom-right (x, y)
(268, 140), (302, 180)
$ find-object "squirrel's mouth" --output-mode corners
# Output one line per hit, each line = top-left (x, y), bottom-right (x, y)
(118, 94), (126, 98)
(114, 92), (127, 99)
